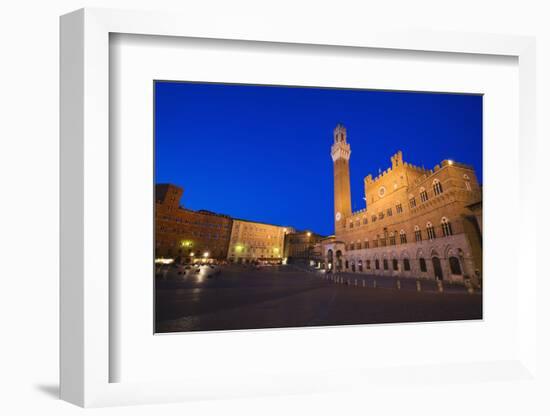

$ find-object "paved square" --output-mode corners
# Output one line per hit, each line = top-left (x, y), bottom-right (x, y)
(155, 265), (482, 333)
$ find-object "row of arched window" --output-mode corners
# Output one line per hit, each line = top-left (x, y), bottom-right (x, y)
(409, 176), (474, 209)
(345, 255), (462, 276)
(346, 217), (454, 251)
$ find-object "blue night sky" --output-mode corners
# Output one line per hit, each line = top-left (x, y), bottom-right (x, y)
(155, 82), (482, 237)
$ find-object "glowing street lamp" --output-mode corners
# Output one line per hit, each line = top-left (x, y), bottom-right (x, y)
(203, 252), (210, 259)
(306, 232), (312, 237)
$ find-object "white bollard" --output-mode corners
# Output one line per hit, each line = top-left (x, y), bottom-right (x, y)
(362, 280), (366, 287)
(437, 280), (444, 293)
(373, 280), (377, 289)
(416, 280), (422, 292)
(396, 280), (401, 290)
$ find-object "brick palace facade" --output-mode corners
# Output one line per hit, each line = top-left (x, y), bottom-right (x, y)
(325, 124), (482, 284)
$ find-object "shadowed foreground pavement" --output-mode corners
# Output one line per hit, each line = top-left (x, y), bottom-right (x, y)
(155, 265), (482, 333)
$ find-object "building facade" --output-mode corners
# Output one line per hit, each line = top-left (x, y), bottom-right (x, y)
(326, 124), (482, 284)
(283, 231), (324, 265)
(227, 219), (289, 264)
(155, 184), (233, 262)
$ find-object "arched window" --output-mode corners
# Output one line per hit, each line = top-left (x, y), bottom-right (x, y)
(441, 217), (453, 237)
(392, 259), (399, 271)
(396, 202), (403, 214)
(449, 257), (462, 275)
(366, 259), (371, 269)
(399, 229), (407, 244)
(420, 187), (429, 203)
(409, 194), (417, 208)
(383, 259), (389, 270)
(363, 217), (368, 225)
(433, 179), (443, 195)
(364, 239), (370, 249)
(389, 232), (396, 246)
(358, 260), (363, 272)
(414, 225), (422, 242)
(375, 259), (380, 270)
(351, 261), (356, 272)
(426, 222), (436, 240)
(403, 258), (411, 271)
(419, 257), (427, 272)
(464, 174), (472, 191)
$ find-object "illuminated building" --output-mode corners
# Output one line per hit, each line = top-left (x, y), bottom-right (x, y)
(155, 184), (233, 262)
(227, 219), (289, 264)
(326, 124), (483, 284)
(283, 230), (324, 265)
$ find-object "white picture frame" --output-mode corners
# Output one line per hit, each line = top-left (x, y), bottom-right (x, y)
(60, 7), (538, 408)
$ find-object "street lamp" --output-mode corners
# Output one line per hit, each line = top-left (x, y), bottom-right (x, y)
(306, 232), (312, 266)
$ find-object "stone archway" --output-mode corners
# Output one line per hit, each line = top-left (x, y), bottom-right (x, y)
(327, 249), (334, 271)
(432, 257), (443, 280)
(335, 250), (343, 272)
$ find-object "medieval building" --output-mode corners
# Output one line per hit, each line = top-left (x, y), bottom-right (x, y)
(283, 230), (325, 265)
(155, 184), (233, 262)
(227, 220), (290, 264)
(324, 124), (483, 283)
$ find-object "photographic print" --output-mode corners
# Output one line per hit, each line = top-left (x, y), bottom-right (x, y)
(154, 82), (483, 333)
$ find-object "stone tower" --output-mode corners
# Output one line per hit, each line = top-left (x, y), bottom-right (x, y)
(331, 124), (352, 232)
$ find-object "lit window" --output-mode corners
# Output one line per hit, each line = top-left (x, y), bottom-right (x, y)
(433, 179), (443, 195)
(364, 239), (369, 249)
(464, 174), (472, 191)
(389, 232), (396, 246)
(441, 217), (453, 237)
